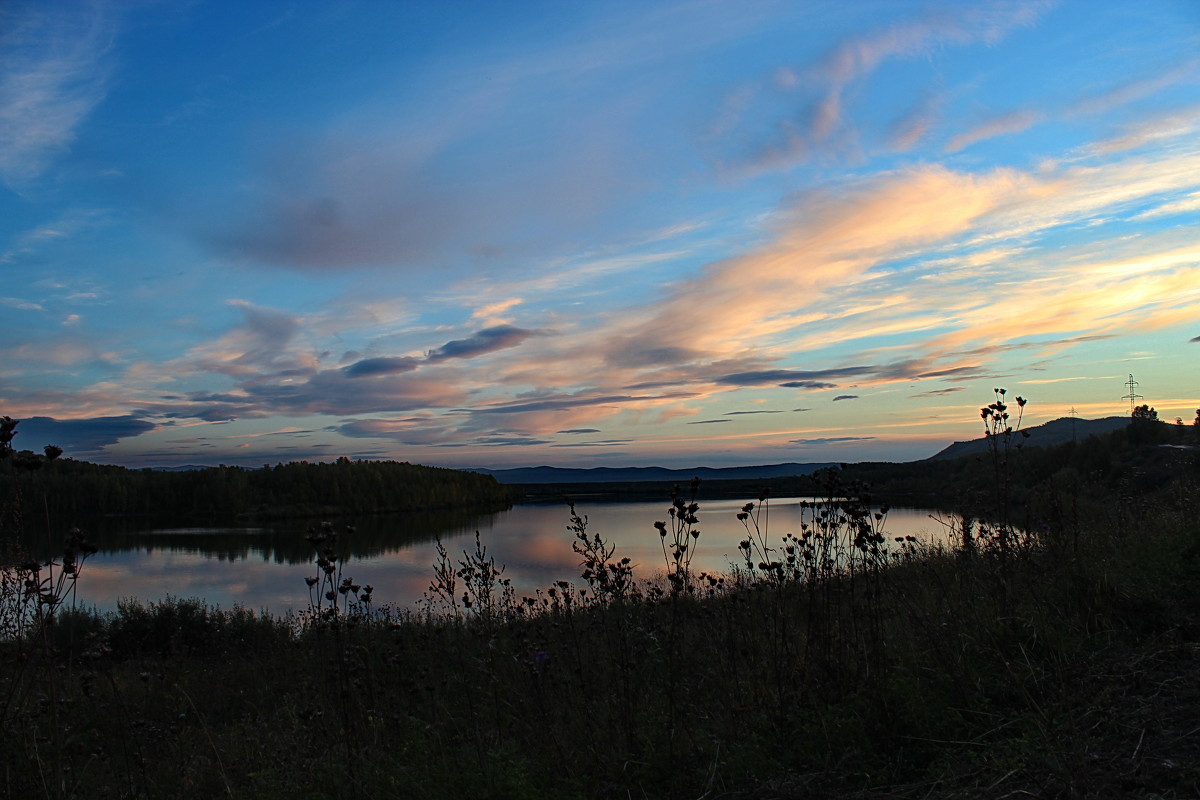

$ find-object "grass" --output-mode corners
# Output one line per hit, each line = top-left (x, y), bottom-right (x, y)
(1, 496), (1196, 798)
(2, 403), (1199, 798)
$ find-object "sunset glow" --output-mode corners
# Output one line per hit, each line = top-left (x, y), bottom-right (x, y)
(3, 0), (1198, 469)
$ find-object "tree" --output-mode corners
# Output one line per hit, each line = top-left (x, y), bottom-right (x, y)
(1128, 404), (1164, 446)
(1131, 404), (1158, 421)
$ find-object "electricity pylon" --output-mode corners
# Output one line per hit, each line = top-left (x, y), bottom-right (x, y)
(1121, 374), (1144, 413)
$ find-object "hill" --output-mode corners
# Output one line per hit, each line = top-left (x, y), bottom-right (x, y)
(466, 462), (839, 484)
(928, 416), (1134, 460)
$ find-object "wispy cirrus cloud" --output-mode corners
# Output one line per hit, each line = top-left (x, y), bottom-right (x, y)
(946, 109), (1043, 153)
(944, 56), (1200, 156)
(889, 91), (941, 151)
(1131, 190), (1200, 221)
(733, 0), (1054, 170)
(0, 3), (117, 187)
(1070, 56), (1200, 118)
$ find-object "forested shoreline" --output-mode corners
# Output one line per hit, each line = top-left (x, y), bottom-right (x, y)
(2, 414), (1191, 525)
(0, 456), (518, 522)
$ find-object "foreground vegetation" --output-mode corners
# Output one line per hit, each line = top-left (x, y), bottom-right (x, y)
(1, 404), (1199, 798)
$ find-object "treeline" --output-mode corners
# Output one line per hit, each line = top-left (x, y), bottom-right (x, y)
(518, 417), (1200, 518)
(0, 456), (518, 522)
(840, 415), (1198, 513)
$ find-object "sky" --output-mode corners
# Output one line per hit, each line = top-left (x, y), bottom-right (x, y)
(1, 0), (1199, 470)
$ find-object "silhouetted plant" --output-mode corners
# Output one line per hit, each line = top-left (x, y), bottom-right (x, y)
(655, 478), (701, 594)
(425, 536), (460, 618)
(424, 531), (513, 620)
(455, 530), (514, 620)
(303, 521), (372, 625)
(737, 488), (785, 582)
(979, 388), (1028, 558)
(569, 501), (635, 604)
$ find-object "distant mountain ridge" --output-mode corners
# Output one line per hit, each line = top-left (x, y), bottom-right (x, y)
(465, 462), (840, 484)
(144, 417), (1145, 479)
(928, 416), (1133, 461)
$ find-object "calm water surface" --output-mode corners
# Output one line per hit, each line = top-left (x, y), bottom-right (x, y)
(40, 498), (952, 616)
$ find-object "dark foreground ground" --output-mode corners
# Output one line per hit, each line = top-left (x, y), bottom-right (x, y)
(2, 461), (1198, 799)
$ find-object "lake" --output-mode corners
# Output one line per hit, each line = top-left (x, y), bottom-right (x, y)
(28, 497), (952, 616)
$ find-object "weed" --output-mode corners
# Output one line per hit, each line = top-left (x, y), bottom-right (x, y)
(978, 387), (1029, 558)
(424, 530), (514, 621)
(303, 521), (373, 625)
(569, 501), (635, 605)
(655, 478), (702, 594)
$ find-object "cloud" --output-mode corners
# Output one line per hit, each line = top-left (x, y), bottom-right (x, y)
(725, 410), (785, 415)
(916, 366), (981, 379)
(9, 337), (105, 367)
(946, 110), (1043, 153)
(780, 381), (838, 390)
(790, 436), (874, 445)
(471, 391), (695, 416)
(193, 56), (645, 273)
(1, 209), (109, 264)
(185, 300), (304, 376)
(0, 296), (44, 311)
(889, 91), (941, 151)
(343, 356), (420, 377)
(597, 135), (1200, 409)
(549, 439), (633, 448)
(12, 415), (155, 455)
(109, 127), (1200, 461)
(910, 387), (966, 398)
(1085, 107), (1200, 156)
(832, 395), (859, 401)
(425, 325), (542, 362)
(333, 417), (457, 446)
(471, 435), (552, 447)
(733, 0), (1053, 170)
(687, 419), (731, 425)
(604, 343), (702, 369)
(471, 298), (523, 323)
(139, 360), (471, 423)
(1190, 335), (1200, 343)
(1070, 57), (1200, 118)
(0, 3), (117, 187)
(1131, 190), (1200, 221)
(602, 164), (1045, 366)
(715, 368), (863, 387)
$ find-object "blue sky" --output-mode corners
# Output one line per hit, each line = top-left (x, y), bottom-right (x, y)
(2, 0), (1198, 469)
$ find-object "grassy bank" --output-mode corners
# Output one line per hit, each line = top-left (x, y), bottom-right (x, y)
(2, 467), (1199, 799)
